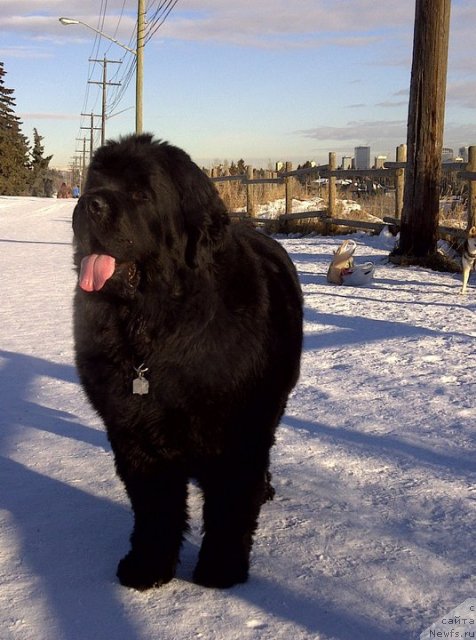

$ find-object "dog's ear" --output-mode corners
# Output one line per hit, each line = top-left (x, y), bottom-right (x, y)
(164, 145), (229, 269)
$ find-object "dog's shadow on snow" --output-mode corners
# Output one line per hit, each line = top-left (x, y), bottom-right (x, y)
(0, 348), (344, 640)
(302, 305), (473, 351)
(0, 348), (433, 640)
(0, 349), (139, 640)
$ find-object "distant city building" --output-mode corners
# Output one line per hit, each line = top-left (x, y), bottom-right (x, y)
(374, 155), (387, 169)
(459, 146), (469, 162)
(275, 161), (284, 172)
(442, 147), (454, 163)
(355, 146), (371, 170)
(341, 156), (352, 170)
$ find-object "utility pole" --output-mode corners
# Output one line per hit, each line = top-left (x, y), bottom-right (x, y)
(60, 5), (148, 137)
(80, 112), (102, 159)
(136, 0), (146, 133)
(89, 57), (122, 145)
(395, 0), (452, 260)
(70, 157), (81, 188)
(75, 137), (89, 190)
(80, 113), (101, 160)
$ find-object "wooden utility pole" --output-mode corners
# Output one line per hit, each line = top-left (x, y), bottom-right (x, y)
(89, 58), (121, 145)
(136, 0), (146, 133)
(75, 137), (89, 191)
(80, 112), (102, 160)
(396, 0), (451, 258)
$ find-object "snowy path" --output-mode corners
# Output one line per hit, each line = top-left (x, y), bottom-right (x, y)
(0, 197), (475, 640)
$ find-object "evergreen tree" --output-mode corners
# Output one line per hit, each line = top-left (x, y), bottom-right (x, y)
(0, 61), (30, 195)
(29, 128), (53, 196)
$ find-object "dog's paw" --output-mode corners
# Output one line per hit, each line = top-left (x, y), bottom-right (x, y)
(193, 554), (249, 589)
(117, 552), (176, 591)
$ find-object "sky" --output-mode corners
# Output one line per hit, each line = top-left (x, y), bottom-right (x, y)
(0, 0), (475, 169)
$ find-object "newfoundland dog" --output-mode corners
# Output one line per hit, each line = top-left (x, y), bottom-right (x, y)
(72, 134), (303, 590)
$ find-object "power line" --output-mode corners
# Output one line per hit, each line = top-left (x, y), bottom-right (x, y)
(145, 0), (180, 44)
(73, 0), (181, 148)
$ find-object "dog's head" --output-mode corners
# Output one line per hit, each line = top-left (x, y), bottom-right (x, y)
(72, 134), (229, 296)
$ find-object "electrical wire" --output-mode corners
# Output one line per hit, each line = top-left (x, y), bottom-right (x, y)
(145, 0), (180, 44)
(73, 0), (180, 162)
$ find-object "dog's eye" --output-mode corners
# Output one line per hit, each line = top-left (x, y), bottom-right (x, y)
(131, 191), (149, 201)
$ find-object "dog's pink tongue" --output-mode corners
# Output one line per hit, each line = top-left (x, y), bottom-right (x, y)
(79, 254), (116, 292)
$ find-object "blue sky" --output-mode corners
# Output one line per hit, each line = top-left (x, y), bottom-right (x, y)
(0, 0), (474, 169)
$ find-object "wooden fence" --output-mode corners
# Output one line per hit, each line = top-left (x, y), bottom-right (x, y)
(210, 145), (476, 238)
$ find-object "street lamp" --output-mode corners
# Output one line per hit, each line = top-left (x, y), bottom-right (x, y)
(59, 2), (145, 134)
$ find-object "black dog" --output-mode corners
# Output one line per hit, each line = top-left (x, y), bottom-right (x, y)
(72, 134), (303, 590)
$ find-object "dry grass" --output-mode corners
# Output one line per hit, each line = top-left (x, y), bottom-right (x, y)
(213, 175), (470, 235)
(214, 179), (286, 214)
(214, 180), (246, 212)
(438, 198), (468, 229)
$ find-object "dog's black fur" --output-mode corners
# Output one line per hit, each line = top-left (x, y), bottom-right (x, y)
(72, 134), (303, 590)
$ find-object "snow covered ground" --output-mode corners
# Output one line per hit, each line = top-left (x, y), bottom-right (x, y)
(236, 196), (362, 219)
(1, 196), (475, 640)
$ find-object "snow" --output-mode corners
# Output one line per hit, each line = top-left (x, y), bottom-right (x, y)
(236, 196), (362, 219)
(1, 196), (475, 640)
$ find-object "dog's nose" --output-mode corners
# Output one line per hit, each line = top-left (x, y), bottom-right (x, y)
(83, 194), (109, 218)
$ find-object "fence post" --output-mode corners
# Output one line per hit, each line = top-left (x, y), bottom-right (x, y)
(264, 169), (270, 202)
(328, 152), (336, 218)
(467, 146), (476, 230)
(246, 165), (255, 217)
(285, 162), (293, 215)
(395, 144), (407, 219)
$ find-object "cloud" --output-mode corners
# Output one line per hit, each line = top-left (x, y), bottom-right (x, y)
(296, 118), (475, 155)
(0, 0), (474, 59)
(158, 3), (411, 49)
(446, 81), (476, 109)
(0, 13), (136, 44)
(443, 122), (476, 149)
(20, 113), (79, 120)
(0, 45), (52, 59)
(0, 0), (413, 50)
(297, 120), (407, 143)
(375, 100), (408, 108)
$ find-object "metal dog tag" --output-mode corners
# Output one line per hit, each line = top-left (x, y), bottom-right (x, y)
(133, 377), (149, 395)
(132, 363), (149, 395)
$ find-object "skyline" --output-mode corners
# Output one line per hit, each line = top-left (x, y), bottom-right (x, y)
(0, 1), (475, 169)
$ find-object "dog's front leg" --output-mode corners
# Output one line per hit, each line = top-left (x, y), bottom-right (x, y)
(461, 266), (470, 294)
(115, 462), (189, 590)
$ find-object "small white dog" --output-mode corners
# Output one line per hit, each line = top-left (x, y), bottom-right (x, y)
(461, 226), (476, 294)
